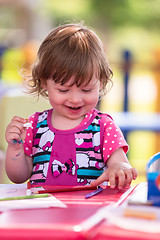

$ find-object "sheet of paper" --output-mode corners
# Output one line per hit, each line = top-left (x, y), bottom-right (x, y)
(0, 184), (67, 211)
(0, 196), (67, 211)
(127, 182), (148, 204)
(102, 183), (160, 234)
(103, 204), (160, 233)
(0, 183), (27, 199)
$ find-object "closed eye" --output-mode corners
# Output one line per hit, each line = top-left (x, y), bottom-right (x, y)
(58, 89), (69, 93)
(82, 89), (92, 92)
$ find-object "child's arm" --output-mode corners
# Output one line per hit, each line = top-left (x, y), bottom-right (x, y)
(5, 116), (33, 183)
(91, 148), (137, 189)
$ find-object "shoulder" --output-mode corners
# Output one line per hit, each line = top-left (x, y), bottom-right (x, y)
(28, 109), (52, 129)
(92, 109), (113, 122)
(36, 109), (50, 123)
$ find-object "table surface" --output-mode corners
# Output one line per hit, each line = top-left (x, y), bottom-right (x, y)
(0, 183), (159, 240)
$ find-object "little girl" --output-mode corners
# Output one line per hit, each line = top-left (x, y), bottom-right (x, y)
(5, 23), (137, 189)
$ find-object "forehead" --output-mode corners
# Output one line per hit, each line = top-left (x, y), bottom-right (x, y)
(59, 74), (98, 87)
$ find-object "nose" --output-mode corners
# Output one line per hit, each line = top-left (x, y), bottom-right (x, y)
(69, 90), (82, 104)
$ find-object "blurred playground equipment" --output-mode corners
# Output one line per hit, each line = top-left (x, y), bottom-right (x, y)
(101, 49), (160, 184)
(115, 50), (160, 147)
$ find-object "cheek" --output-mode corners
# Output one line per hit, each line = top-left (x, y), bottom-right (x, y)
(85, 93), (99, 104)
(49, 94), (66, 106)
(48, 94), (58, 105)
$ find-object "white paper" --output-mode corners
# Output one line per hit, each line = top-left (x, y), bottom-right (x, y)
(0, 196), (67, 211)
(0, 183), (27, 199)
(104, 204), (160, 233)
(103, 183), (160, 234)
(0, 184), (67, 211)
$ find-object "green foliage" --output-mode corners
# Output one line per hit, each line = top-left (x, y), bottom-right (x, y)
(90, 0), (160, 30)
(43, 0), (160, 31)
(42, 0), (93, 25)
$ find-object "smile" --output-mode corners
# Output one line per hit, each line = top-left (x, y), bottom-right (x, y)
(68, 106), (81, 110)
(66, 106), (82, 112)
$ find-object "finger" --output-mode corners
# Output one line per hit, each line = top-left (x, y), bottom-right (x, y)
(10, 117), (28, 135)
(6, 126), (22, 140)
(8, 117), (26, 133)
(90, 170), (109, 187)
(125, 170), (133, 187)
(131, 168), (138, 180)
(5, 123), (26, 145)
(6, 134), (18, 144)
(117, 170), (125, 189)
(9, 125), (22, 134)
(108, 172), (116, 189)
(11, 116), (26, 123)
(10, 121), (25, 130)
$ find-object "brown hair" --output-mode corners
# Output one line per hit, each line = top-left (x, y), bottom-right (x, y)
(26, 23), (113, 97)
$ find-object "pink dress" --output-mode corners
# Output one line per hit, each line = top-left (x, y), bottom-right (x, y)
(23, 108), (128, 186)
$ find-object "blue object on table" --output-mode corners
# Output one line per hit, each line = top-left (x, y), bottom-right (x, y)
(146, 152), (160, 206)
(85, 186), (103, 199)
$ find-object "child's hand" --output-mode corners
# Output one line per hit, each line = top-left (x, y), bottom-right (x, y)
(91, 162), (137, 189)
(90, 148), (137, 189)
(5, 116), (27, 146)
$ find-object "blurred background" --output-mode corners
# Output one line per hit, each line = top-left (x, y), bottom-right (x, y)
(0, 0), (160, 184)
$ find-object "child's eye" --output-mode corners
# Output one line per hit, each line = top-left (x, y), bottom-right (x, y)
(58, 89), (69, 93)
(82, 89), (92, 93)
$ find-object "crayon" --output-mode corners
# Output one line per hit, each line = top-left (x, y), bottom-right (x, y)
(85, 186), (103, 199)
(0, 194), (51, 201)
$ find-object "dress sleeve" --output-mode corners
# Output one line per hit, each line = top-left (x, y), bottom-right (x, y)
(102, 115), (129, 164)
(23, 113), (35, 157)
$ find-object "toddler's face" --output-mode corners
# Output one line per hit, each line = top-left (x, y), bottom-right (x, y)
(43, 75), (101, 122)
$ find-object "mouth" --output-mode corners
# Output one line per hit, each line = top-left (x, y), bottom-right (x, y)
(66, 106), (82, 111)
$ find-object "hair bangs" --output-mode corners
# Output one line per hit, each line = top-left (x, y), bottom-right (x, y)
(26, 23), (113, 98)
(51, 43), (97, 87)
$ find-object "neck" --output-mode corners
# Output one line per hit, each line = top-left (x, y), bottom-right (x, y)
(51, 111), (84, 130)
